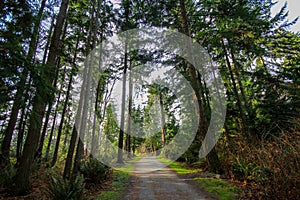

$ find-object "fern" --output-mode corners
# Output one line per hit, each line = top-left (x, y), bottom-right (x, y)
(79, 158), (111, 184)
(45, 174), (85, 200)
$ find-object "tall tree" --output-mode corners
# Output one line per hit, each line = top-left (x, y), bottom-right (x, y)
(178, 0), (221, 172)
(12, 0), (69, 194)
(125, 59), (133, 157)
(117, 0), (131, 163)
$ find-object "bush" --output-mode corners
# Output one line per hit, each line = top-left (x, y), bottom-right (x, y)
(79, 158), (111, 184)
(232, 157), (267, 184)
(45, 174), (85, 200)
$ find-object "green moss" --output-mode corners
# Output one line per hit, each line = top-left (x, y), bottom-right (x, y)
(194, 178), (237, 200)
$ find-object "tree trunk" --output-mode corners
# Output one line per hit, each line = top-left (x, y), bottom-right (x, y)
(51, 75), (72, 166)
(49, 71), (69, 167)
(64, 28), (86, 179)
(36, 62), (61, 162)
(222, 40), (248, 134)
(91, 81), (100, 158)
(72, 3), (96, 175)
(15, 75), (34, 165)
(125, 60), (133, 158)
(16, 105), (27, 163)
(63, 127), (78, 179)
(72, 53), (93, 175)
(91, 73), (106, 157)
(34, 16), (56, 162)
(117, 0), (130, 163)
(13, 0), (69, 195)
(44, 105), (58, 161)
(42, 16), (55, 65)
(63, 115), (72, 147)
(36, 104), (51, 161)
(159, 92), (166, 147)
(117, 40), (128, 163)
(229, 47), (253, 127)
(91, 30), (104, 157)
(51, 33), (79, 167)
(37, 20), (68, 162)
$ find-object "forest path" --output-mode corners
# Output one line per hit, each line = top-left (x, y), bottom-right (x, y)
(123, 156), (214, 200)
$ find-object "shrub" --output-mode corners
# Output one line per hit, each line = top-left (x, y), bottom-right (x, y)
(232, 157), (267, 183)
(45, 174), (85, 200)
(79, 158), (111, 184)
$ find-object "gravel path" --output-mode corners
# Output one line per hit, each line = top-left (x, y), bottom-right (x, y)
(123, 156), (214, 200)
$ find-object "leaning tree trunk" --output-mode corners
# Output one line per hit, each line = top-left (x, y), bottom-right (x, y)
(179, 0), (221, 173)
(12, 0), (69, 195)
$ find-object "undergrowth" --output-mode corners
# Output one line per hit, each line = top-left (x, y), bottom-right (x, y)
(219, 123), (300, 199)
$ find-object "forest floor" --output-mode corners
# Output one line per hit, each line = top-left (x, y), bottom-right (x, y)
(122, 156), (217, 200)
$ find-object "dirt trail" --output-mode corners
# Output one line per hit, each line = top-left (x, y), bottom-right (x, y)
(123, 156), (214, 200)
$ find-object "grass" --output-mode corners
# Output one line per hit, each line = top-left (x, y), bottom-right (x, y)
(95, 170), (129, 200)
(158, 157), (237, 200)
(194, 178), (237, 200)
(158, 157), (202, 174)
(95, 156), (141, 200)
(96, 191), (119, 200)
